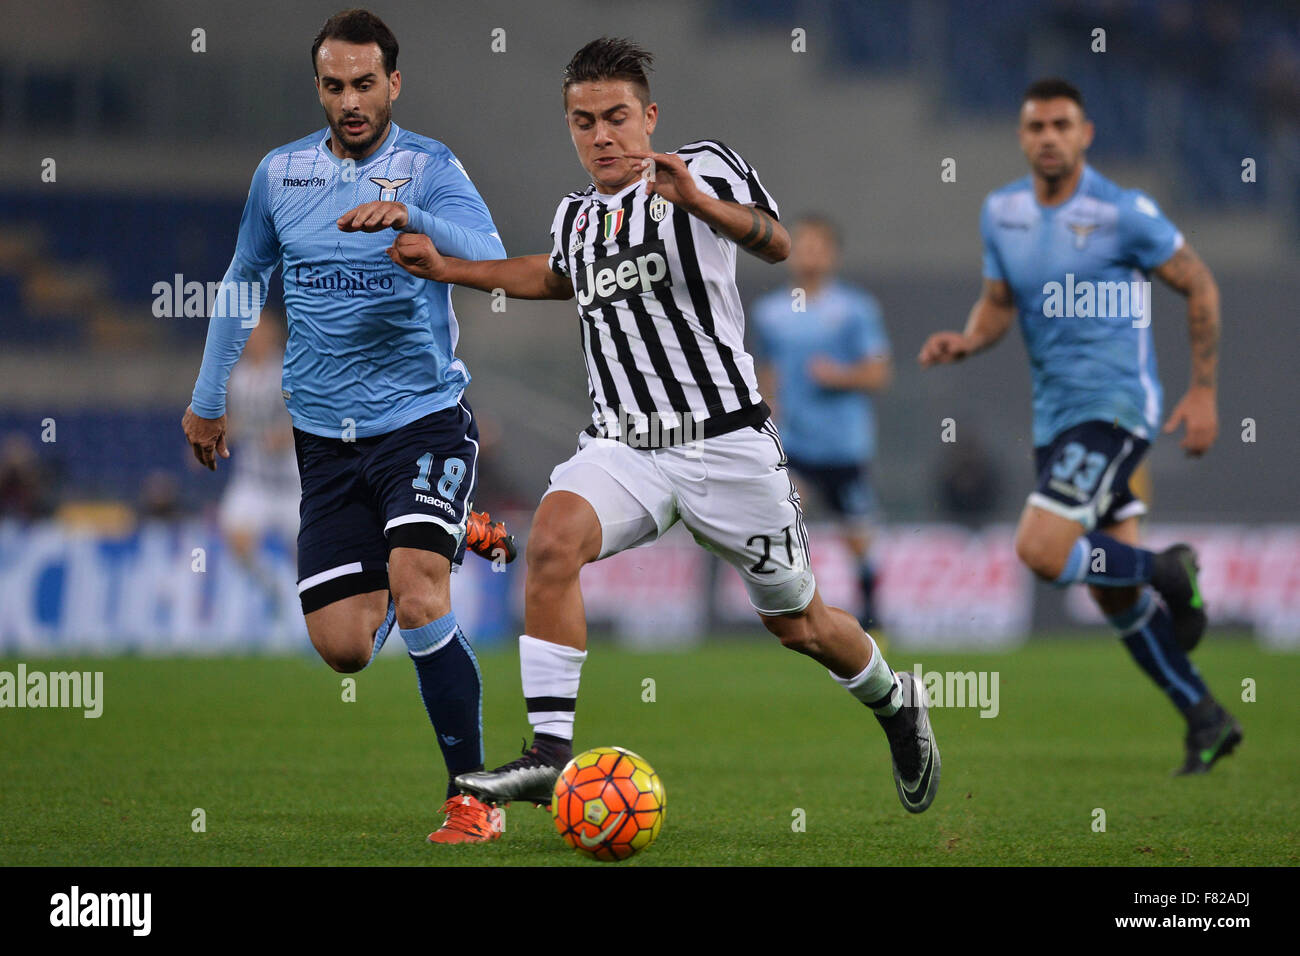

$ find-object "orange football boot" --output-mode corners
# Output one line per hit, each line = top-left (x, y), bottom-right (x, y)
(427, 793), (505, 844)
(466, 510), (517, 564)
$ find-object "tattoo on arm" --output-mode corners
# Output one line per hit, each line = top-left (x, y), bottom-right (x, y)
(984, 278), (1014, 309)
(1188, 296), (1219, 388)
(739, 208), (775, 255)
(1155, 245), (1220, 389)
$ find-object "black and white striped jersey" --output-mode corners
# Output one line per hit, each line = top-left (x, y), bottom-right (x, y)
(547, 139), (778, 445)
(227, 357), (299, 489)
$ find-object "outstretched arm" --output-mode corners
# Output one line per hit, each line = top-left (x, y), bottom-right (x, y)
(336, 200), (506, 262)
(626, 151), (790, 263)
(1152, 243), (1220, 456)
(386, 233), (573, 301)
(918, 278), (1016, 367)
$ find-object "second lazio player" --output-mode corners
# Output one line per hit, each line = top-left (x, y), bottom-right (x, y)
(920, 78), (1241, 776)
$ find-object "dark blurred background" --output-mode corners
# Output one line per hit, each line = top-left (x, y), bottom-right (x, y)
(1, 0), (1297, 651)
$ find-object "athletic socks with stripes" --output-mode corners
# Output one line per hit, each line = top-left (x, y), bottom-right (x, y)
(520, 634), (586, 759)
(1054, 532), (1155, 588)
(400, 612), (485, 799)
(1108, 589), (1209, 715)
(831, 634), (902, 717)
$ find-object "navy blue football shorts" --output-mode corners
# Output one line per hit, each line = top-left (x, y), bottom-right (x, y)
(1030, 420), (1149, 532)
(293, 399), (479, 615)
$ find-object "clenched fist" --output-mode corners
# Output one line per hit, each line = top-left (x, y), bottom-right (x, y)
(387, 232), (446, 281)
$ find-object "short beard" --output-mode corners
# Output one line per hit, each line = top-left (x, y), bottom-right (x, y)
(1036, 155), (1077, 184)
(330, 100), (392, 159)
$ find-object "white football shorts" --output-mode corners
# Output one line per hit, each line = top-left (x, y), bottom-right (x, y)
(544, 420), (816, 615)
(218, 478), (301, 544)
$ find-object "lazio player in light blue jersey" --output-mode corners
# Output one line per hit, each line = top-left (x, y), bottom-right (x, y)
(752, 215), (893, 629)
(921, 78), (1240, 776)
(181, 9), (516, 844)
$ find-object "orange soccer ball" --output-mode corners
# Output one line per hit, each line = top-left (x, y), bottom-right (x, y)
(552, 746), (666, 861)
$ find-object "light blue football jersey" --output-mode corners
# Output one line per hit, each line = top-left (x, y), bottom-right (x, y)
(751, 279), (890, 464)
(191, 122), (506, 438)
(981, 164), (1183, 446)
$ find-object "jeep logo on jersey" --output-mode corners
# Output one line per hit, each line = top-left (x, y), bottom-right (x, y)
(370, 176), (411, 202)
(575, 241), (672, 308)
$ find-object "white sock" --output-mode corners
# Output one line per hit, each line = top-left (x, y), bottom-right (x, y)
(830, 634), (901, 717)
(520, 634), (587, 740)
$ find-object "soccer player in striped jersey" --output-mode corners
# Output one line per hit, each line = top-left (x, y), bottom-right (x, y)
(183, 9), (517, 843)
(388, 37), (939, 815)
(920, 78), (1240, 775)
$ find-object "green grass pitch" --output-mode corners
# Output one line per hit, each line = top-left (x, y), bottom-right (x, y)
(1, 635), (1296, 866)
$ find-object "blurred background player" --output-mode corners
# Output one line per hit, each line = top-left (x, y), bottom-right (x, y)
(919, 78), (1240, 776)
(217, 311), (301, 639)
(751, 215), (892, 629)
(183, 9), (515, 843)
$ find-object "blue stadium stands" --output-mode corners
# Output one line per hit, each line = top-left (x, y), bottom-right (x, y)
(716, 0), (1296, 208)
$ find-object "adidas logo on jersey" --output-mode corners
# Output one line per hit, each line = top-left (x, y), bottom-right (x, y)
(575, 240), (672, 308)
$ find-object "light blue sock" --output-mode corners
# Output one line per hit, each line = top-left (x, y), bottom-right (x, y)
(399, 610), (458, 656)
(367, 599), (396, 666)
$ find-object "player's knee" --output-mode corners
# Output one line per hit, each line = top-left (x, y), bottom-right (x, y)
(525, 525), (587, 582)
(390, 576), (449, 630)
(1014, 530), (1067, 581)
(310, 630), (372, 673)
(392, 592), (441, 630)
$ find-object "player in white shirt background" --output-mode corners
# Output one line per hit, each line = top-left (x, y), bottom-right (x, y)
(217, 312), (303, 640)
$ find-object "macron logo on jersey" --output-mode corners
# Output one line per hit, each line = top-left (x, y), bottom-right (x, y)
(575, 240), (672, 308)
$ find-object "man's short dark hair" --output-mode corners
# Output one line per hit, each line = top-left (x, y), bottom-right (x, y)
(794, 214), (841, 247)
(312, 9), (399, 77)
(1023, 77), (1085, 113)
(562, 37), (654, 106)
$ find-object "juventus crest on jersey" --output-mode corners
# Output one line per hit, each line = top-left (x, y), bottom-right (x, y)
(547, 139), (778, 444)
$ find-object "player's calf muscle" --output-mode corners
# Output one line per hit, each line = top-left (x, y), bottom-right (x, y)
(762, 595), (869, 677)
(1090, 584), (1140, 616)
